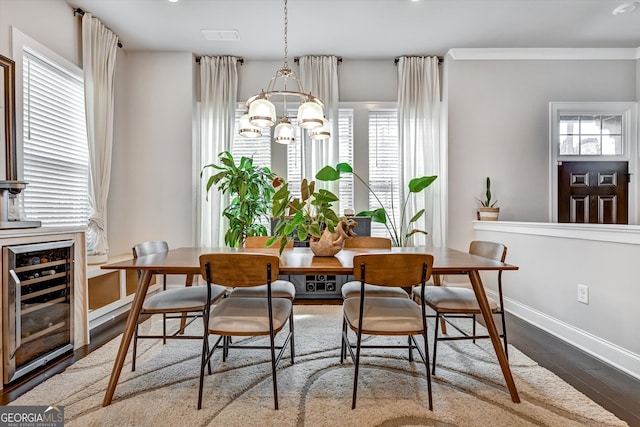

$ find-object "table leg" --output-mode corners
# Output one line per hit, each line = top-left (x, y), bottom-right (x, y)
(179, 273), (195, 334)
(468, 270), (520, 403)
(103, 269), (153, 406)
(432, 274), (448, 335)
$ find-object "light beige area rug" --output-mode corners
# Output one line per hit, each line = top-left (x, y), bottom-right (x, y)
(11, 305), (627, 426)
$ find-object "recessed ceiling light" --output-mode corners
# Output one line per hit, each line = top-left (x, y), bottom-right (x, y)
(168, 0), (179, 3)
(201, 29), (240, 41)
(612, 2), (639, 15)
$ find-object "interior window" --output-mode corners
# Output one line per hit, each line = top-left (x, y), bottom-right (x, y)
(21, 47), (89, 227)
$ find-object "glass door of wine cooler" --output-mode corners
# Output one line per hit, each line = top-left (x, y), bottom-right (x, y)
(3, 240), (74, 384)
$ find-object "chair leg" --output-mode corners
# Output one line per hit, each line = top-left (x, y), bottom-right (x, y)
(197, 335), (209, 410)
(269, 329), (279, 410)
(422, 330), (433, 411)
(408, 335), (414, 362)
(472, 314), (477, 344)
(351, 327), (363, 409)
(340, 317), (347, 363)
(132, 322), (138, 372)
(162, 313), (167, 345)
(500, 310), (509, 359)
(289, 309), (295, 363)
(432, 312), (440, 375)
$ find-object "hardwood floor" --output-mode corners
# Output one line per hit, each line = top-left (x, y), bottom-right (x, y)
(1, 308), (638, 426)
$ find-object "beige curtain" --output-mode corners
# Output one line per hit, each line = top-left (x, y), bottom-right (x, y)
(198, 56), (238, 247)
(299, 55), (340, 194)
(82, 13), (118, 256)
(397, 56), (444, 247)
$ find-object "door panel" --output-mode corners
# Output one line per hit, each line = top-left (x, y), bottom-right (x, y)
(558, 161), (628, 224)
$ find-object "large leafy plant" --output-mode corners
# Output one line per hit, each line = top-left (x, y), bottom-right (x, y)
(201, 151), (275, 248)
(269, 178), (341, 253)
(316, 163), (437, 247)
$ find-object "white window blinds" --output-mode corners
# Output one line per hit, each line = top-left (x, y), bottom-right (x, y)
(232, 108), (272, 169)
(337, 108), (354, 215)
(368, 109), (400, 238)
(22, 47), (90, 227)
(286, 109), (354, 213)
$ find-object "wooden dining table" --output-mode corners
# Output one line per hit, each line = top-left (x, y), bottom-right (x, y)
(100, 246), (520, 406)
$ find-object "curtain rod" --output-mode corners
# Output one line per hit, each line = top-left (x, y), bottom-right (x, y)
(394, 56), (443, 64)
(73, 8), (123, 48)
(293, 56), (343, 64)
(195, 57), (244, 64)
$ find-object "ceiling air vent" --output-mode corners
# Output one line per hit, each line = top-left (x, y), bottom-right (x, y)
(201, 29), (240, 41)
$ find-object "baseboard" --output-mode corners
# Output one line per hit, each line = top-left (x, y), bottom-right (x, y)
(493, 291), (640, 381)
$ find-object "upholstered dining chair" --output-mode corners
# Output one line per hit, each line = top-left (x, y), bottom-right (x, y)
(130, 241), (227, 372)
(198, 252), (295, 410)
(340, 237), (409, 299)
(229, 237), (296, 300)
(414, 240), (508, 374)
(341, 253), (434, 410)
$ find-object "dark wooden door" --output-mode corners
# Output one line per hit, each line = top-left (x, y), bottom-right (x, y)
(558, 161), (628, 224)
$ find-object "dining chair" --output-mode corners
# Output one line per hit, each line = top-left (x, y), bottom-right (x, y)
(235, 236), (295, 300)
(340, 237), (409, 299)
(414, 240), (508, 374)
(341, 253), (434, 410)
(198, 252), (294, 410)
(130, 241), (227, 372)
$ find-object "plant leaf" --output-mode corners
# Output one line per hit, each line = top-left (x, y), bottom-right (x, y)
(408, 175), (437, 193)
(315, 165), (341, 181)
(336, 163), (353, 173)
(409, 209), (425, 223)
(371, 208), (387, 224)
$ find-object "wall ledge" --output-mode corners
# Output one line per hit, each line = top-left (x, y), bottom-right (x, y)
(473, 220), (640, 245)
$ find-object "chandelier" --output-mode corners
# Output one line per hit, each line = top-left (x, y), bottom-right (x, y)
(239, 0), (330, 144)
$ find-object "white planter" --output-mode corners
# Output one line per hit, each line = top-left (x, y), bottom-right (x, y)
(478, 207), (500, 221)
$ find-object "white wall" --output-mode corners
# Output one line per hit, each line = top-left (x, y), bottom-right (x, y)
(474, 222), (640, 378)
(108, 51), (195, 255)
(447, 57), (636, 251)
(0, 0), (78, 65)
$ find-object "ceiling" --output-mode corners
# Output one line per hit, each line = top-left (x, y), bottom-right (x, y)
(64, 0), (640, 60)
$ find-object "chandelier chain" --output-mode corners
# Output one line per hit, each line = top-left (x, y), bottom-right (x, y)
(283, 0), (289, 67)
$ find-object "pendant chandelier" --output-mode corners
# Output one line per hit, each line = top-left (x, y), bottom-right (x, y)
(239, 0), (330, 144)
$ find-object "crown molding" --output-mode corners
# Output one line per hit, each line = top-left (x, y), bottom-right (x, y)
(447, 48), (640, 61)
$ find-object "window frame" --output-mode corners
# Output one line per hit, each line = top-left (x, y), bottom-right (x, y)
(12, 28), (90, 228)
(549, 102), (638, 223)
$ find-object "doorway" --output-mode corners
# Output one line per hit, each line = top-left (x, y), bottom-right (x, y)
(558, 161), (628, 224)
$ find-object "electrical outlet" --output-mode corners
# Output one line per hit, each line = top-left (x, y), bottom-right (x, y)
(577, 284), (589, 304)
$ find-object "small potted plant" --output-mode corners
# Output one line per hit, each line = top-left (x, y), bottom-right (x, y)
(477, 176), (500, 221)
(269, 178), (356, 256)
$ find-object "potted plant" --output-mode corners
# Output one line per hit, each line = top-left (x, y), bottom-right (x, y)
(315, 163), (437, 247)
(269, 178), (356, 255)
(477, 176), (500, 221)
(201, 151), (275, 247)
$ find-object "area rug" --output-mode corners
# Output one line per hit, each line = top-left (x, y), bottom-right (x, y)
(11, 305), (627, 426)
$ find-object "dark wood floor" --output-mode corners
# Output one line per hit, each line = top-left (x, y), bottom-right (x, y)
(1, 307), (639, 426)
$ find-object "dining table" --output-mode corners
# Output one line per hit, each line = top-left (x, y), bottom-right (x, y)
(100, 245), (520, 406)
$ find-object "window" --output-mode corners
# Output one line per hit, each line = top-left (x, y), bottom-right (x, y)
(550, 102), (637, 223)
(232, 108), (271, 169)
(559, 114), (622, 155)
(368, 109), (399, 238)
(285, 109), (354, 214)
(337, 109), (354, 215)
(21, 47), (90, 227)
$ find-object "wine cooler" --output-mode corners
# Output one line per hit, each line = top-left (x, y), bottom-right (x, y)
(2, 240), (74, 384)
